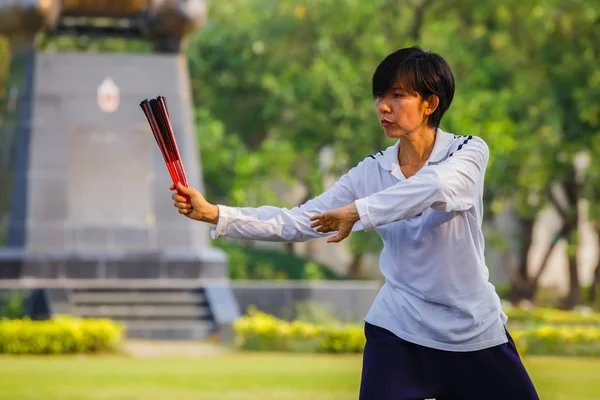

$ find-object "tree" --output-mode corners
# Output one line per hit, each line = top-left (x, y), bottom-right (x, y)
(432, 0), (599, 307)
(184, 0), (599, 290)
(184, 0), (433, 261)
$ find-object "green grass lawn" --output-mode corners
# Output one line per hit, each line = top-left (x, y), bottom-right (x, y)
(0, 353), (598, 400)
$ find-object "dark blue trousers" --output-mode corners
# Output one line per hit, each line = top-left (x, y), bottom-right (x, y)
(359, 322), (539, 400)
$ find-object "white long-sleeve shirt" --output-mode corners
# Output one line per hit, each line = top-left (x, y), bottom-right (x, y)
(211, 129), (508, 351)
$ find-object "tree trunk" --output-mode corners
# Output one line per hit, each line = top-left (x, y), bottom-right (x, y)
(588, 227), (600, 304)
(531, 223), (567, 291)
(347, 253), (364, 278)
(304, 239), (317, 260)
(509, 217), (536, 302)
(517, 218), (535, 281)
(558, 174), (581, 309)
(561, 246), (581, 309)
(409, 0), (434, 41)
(285, 242), (295, 255)
(590, 263), (600, 304)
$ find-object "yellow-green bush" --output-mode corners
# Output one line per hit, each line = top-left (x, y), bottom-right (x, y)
(505, 306), (600, 326)
(0, 315), (125, 355)
(511, 325), (600, 357)
(233, 307), (364, 353)
(234, 307), (600, 356)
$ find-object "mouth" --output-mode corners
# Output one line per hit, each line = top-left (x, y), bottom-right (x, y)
(380, 118), (393, 127)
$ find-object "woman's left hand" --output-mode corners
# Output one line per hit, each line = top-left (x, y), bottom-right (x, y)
(310, 203), (360, 243)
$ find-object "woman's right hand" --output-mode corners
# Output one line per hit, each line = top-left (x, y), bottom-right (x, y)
(170, 182), (219, 224)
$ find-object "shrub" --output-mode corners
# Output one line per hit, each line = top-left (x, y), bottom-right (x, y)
(0, 315), (125, 355)
(233, 307), (364, 353)
(505, 306), (600, 326)
(0, 291), (25, 319)
(512, 325), (600, 357)
(234, 307), (600, 357)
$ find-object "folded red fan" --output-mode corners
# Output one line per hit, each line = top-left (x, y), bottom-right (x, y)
(140, 97), (190, 203)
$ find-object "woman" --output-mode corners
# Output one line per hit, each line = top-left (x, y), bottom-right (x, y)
(170, 46), (539, 400)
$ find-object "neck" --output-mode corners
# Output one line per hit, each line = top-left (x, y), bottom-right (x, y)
(398, 126), (437, 166)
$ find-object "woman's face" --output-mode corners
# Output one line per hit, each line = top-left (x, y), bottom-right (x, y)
(376, 86), (432, 138)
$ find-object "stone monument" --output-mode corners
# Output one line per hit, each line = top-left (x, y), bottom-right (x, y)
(0, 0), (239, 340)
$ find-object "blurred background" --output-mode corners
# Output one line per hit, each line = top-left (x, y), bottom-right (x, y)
(0, 0), (599, 400)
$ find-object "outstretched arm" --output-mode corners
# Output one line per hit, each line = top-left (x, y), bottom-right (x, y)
(171, 165), (364, 242)
(310, 137), (489, 241)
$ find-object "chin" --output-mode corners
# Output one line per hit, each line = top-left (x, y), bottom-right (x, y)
(384, 128), (407, 139)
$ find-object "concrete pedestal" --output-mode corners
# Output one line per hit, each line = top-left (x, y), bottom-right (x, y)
(0, 51), (239, 339)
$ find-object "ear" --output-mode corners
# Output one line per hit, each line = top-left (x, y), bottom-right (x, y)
(423, 95), (440, 116)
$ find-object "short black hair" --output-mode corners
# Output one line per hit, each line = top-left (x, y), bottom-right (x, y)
(372, 46), (455, 129)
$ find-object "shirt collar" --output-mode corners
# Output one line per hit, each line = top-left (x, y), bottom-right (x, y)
(377, 128), (454, 171)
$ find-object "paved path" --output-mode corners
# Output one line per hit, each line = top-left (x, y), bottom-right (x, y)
(122, 340), (229, 358)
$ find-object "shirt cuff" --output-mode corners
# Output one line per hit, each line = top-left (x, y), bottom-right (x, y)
(354, 198), (376, 231)
(210, 205), (230, 239)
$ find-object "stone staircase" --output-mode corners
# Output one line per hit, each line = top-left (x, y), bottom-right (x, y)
(69, 287), (217, 340)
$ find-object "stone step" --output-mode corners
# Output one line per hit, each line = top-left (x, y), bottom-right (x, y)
(71, 291), (206, 305)
(73, 304), (211, 319)
(66, 288), (220, 340)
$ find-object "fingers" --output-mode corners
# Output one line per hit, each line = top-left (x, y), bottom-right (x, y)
(311, 210), (351, 243)
(171, 192), (187, 202)
(174, 199), (192, 217)
(310, 219), (334, 233)
(310, 214), (329, 229)
(170, 183), (196, 195)
(316, 225), (334, 233)
(174, 201), (191, 209)
(328, 225), (351, 242)
(327, 233), (347, 243)
(176, 182), (195, 195)
(310, 217), (339, 234)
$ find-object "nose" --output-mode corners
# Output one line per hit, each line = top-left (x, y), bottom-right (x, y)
(378, 100), (391, 114)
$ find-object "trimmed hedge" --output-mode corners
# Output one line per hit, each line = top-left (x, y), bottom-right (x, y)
(233, 307), (364, 353)
(512, 325), (600, 357)
(505, 306), (600, 326)
(0, 315), (125, 355)
(234, 307), (600, 356)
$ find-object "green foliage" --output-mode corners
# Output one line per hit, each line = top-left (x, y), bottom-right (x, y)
(506, 305), (600, 356)
(0, 291), (25, 319)
(0, 37), (9, 99)
(0, 1), (597, 291)
(505, 306), (600, 327)
(233, 307), (364, 353)
(512, 326), (600, 357)
(37, 34), (151, 53)
(235, 306), (600, 356)
(186, 0), (409, 212)
(0, 315), (125, 355)
(1, 353), (600, 400)
(348, 230), (383, 257)
(302, 262), (325, 281)
(493, 283), (511, 301)
(185, 0), (600, 281)
(217, 242), (344, 280)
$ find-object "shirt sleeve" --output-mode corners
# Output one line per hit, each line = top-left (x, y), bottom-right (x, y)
(355, 137), (488, 231)
(210, 162), (367, 242)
